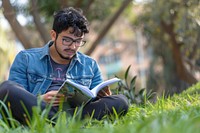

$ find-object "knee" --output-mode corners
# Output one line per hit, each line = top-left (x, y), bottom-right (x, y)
(117, 94), (129, 113)
(0, 80), (11, 91)
(108, 94), (129, 115)
(0, 81), (11, 99)
(0, 80), (19, 94)
(0, 80), (23, 101)
(0, 80), (14, 89)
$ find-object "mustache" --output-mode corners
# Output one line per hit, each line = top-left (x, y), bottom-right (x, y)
(63, 49), (76, 53)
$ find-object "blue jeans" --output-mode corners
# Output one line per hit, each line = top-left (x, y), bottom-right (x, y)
(0, 80), (129, 124)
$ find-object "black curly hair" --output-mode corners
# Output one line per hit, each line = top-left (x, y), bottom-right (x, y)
(52, 7), (89, 37)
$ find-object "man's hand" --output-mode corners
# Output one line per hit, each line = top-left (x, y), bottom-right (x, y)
(97, 86), (112, 98)
(40, 90), (64, 106)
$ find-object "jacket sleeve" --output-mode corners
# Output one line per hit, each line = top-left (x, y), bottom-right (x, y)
(8, 51), (29, 90)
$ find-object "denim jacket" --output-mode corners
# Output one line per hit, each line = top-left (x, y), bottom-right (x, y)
(8, 41), (103, 95)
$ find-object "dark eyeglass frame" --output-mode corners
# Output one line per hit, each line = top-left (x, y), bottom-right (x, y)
(61, 36), (86, 47)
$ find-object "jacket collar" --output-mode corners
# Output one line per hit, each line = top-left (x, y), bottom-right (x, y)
(39, 41), (53, 60)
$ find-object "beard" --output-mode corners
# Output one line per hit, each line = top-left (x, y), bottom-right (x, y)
(54, 42), (75, 60)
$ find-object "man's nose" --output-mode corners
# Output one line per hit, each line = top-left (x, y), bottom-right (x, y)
(69, 42), (77, 49)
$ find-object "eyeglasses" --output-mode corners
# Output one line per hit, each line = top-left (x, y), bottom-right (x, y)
(61, 36), (86, 47)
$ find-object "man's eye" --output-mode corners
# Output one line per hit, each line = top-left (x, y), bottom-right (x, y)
(63, 38), (71, 42)
(76, 40), (82, 43)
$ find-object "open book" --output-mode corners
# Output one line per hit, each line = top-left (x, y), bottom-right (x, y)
(58, 77), (121, 107)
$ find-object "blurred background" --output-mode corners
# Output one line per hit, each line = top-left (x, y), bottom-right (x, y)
(0, 0), (199, 97)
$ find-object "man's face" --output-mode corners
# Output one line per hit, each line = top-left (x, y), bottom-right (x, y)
(51, 28), (84, 60)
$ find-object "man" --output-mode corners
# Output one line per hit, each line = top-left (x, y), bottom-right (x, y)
(0, 7), (128, 124)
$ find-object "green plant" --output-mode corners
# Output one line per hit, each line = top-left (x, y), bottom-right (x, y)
(0, 82), (200, 132)
(116, 65), (155, 105)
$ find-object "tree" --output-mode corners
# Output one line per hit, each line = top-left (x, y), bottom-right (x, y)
(85, 0), (133, 55)
(134, 0), (199, 94)
(1, 0), (132, 54)
(30, 0), (51, 44)
(2, 0), (35, 48)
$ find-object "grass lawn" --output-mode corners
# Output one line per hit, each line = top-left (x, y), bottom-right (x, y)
(0, 82), (200, 133)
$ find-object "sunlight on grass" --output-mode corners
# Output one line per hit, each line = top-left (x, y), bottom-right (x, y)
(0, 81), (200, 132)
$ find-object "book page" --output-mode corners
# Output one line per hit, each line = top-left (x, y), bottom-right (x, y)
(61, 79), (94, 98)
(58, 77), (121, 106)
(91, 78), (121, 97)
(67, 86), (93, 107)
(59, 82), (93, 107)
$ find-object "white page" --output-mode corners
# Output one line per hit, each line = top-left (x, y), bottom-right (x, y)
(65, 79), (94, 97)
(91, 78), (121, 97)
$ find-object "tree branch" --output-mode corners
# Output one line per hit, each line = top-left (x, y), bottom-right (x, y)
(2, 0), (34, 49)
(84, 0), (95, 15)
(85, 0), (132, 55)
(75, 0), (83, 8)
(161, 20), (197, 84)
(30, 0), (51, 44)
(58, 0), (68, 9)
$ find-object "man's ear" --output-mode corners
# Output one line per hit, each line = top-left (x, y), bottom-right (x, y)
(50, 30), (57, 41)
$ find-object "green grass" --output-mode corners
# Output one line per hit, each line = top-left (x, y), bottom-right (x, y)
(1, 82), (200, 133)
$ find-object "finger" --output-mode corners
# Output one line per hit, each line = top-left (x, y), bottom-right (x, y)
(97, 91), (106, 98)
(52, 103), (60, 106)
(103, 86), (112, 95)
(53, 100), (61, 105)
(45, 95), (53, 103)
(105, 89), (112, 95)
(97, 93), (102, 97)
(55, 96), (66, 102)
(52, 98), (64, 106)
(56, 93), (65, 98)
(46, 91), (59, 97)
(47, 95), (60, 103)
(100, 90), (109, 96)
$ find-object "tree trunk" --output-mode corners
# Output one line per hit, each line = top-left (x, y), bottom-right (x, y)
(75, 0), (83, 8)
(2, 0), (34, 49)
(85, 0), (132, 55)
(30, 0), (51, 44)
(58, 0), (68, 9)
(161, 21), (197, 85)
(84, 0), (95, 15)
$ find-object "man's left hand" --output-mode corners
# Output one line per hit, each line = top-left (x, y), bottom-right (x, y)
(97, 86), (112, 98)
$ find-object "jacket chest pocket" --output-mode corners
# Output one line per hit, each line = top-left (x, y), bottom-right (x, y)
(28, 73), (44, 83)
(28, 73), (44, 93)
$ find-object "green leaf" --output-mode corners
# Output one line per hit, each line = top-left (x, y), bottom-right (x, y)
(125, 65), (131, 80)
(146, 90), (156, 100)
(130, 89), (135, 100)
(130, 76), (137, 91)
(138, 88), (145, 96)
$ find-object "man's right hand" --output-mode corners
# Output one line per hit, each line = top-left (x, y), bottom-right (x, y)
(40, 90), (64, 106)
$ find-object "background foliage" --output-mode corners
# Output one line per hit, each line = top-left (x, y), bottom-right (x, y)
(0, 0), (200, 95)
(133, 0), (200, 95)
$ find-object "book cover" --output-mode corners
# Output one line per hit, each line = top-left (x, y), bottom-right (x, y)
(58, 77), (121, 107)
